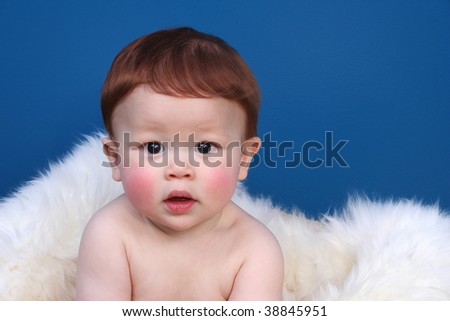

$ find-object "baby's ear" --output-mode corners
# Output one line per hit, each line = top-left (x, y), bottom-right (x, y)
(239, 136), (261, 181)
(102, 137), (122, 182)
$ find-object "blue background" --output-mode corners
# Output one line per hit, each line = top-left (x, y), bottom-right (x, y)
(1, 0), (449, 217)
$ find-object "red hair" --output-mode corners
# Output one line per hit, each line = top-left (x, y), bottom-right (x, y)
(101, 27), (260, 138)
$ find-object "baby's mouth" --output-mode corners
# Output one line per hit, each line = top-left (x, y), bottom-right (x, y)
(165, 191), (194, 202)
(166, 196), (193, 202)
(164, 191), (196, 214)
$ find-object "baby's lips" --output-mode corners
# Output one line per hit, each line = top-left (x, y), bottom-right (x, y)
(164, 191), (197, 214)
(165, 190), (194, 201)
(164, 190), (197, 202)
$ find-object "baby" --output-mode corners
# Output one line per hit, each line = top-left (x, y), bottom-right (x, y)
(76, 27), (284, 300)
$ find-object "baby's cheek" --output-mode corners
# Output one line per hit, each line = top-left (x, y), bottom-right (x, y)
(121, 168), (155, 207)
(204, 167), (237, 197)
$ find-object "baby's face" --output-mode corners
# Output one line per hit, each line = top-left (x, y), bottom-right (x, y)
(107, 85), (257, 235)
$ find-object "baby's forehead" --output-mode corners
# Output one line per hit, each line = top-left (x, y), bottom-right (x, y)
(111, 88), (247, 138)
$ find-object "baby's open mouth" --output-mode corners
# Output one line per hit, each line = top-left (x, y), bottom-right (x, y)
(164, 191), (196, 214)
(166, 196), (192, 202)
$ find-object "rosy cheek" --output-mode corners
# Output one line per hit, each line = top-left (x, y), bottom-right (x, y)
(121, 168), (155, 207)
(202, 149), (242, 192)
(204, 168), (236, 197)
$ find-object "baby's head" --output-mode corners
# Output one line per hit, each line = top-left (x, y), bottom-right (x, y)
(101, 27), (260, 139)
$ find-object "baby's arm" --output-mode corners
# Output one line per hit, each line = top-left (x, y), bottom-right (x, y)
(76, 208), (132, 300)
(228, 225), (284, 300)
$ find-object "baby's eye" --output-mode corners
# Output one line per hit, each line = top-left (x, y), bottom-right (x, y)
(196, 142), (217, 154)
(145, 141), (165, 154)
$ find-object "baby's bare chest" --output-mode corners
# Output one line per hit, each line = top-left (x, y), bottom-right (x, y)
(126, 235), (242, 300)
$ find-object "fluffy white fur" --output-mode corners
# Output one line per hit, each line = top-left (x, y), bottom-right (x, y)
(1, 133), (449, 300)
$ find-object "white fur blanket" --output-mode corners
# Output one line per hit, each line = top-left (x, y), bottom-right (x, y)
(1, 133), (449, 300)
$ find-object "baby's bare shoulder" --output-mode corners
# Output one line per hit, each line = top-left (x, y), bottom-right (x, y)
(225, 203), (284, 300)
(77, 194), (133, 300)
(228, 202), (280, 249)
(83, 194), (139, 238)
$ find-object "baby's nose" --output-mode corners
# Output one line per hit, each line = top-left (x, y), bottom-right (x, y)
(165, 148), (195, 179)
